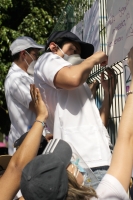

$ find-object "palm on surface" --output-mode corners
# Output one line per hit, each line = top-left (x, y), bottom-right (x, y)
(30, 84), (48, 120)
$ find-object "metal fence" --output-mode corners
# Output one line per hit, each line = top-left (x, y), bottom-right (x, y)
(52, 0), (126, 146)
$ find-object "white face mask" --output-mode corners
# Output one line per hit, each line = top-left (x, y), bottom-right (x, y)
(27, 60), (36, 76)
(57, 46), (84, 65)
(24, 51), (37, 76)
(65, 54), (84, 65)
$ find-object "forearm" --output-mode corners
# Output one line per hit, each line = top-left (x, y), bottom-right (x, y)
(12, 116), (46, 167)
(0, 85), (48, 200)
(0, 115), (46, 200)
(108, 48), (133, 191)
(99, 92), (112, 127)
(118, 79), (133, 138)
(68, 56), (96, 86)
(55, 51), (108, 89)
(55, 56), (96, 89)
(108, 79), (133, 191)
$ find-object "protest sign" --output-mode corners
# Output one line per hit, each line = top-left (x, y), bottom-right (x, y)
(107, 0), (133, 66)
(83, 0), (100, 52)
(71, 20), (83, 40)
(106, 0), (114, 16)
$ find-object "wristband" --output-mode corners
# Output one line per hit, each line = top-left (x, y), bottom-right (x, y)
(35, 120), (46, 128)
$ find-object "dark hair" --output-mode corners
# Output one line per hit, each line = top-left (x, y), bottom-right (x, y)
(45, 37), (78, 52)
(11, 51), (20, 61)
(11, 47), (37, 62)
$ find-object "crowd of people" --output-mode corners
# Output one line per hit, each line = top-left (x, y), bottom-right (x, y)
(0, 30), (133, 200)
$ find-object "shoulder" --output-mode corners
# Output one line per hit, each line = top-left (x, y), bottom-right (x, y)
(37, 52), (62, 64)
(6, 63), (27, 80)
(35, 52), (71, 73)
(5, 71), (33, 89)
(38, 52), (70, 65)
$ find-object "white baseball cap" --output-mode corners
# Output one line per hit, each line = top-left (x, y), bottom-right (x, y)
(10, 36), (45, 55)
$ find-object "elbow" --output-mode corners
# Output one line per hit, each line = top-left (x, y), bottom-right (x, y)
(69, 75), (82, 88)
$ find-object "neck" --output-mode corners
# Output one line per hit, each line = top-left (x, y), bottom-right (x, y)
(14, 60), (28, 72)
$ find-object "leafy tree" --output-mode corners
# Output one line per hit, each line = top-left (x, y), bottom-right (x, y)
(0, 0), (67, 136)
(0, 0), (94, 136)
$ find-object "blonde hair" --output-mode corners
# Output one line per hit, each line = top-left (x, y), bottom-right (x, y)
(66, 171), (97, 200)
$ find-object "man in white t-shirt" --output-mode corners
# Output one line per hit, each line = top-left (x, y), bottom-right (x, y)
(4, 36), (44, 155)
(34, 31), (116, 181)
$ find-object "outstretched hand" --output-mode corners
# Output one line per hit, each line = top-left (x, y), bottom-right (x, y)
(30, 84), (48, 120)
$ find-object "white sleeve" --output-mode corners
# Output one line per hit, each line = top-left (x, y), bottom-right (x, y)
(93, 174), (129, 200)
(38, 53), (71, 88)
(10, 76), (33, 109)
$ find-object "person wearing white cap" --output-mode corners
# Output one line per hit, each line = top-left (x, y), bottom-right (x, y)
(4, 36), (45, 155)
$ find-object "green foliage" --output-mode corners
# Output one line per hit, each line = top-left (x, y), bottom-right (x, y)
(18, 8), (54, 44)
(0, 0), (13, 10)
(0, 0), (93, 135)
(52, 0), (94, 32)
(0, 0), (67, 135)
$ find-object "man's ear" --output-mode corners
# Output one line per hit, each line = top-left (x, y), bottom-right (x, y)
(20, 50), (26, 60)
(20, 50), (27, 56)
(49, 42), (58, 54)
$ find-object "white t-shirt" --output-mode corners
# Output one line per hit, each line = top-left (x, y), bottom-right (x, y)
(34, 52), (112, 168)
(4, 63), (36, 143)
(91, 174), (129, 200)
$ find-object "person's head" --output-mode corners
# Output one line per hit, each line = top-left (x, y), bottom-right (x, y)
(67, 171), (97, 200)
(10, 36), (45, 74)
(0, 155), (12, 177)
(45, 30), (94, 60)
(20, 139), (97, 200)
